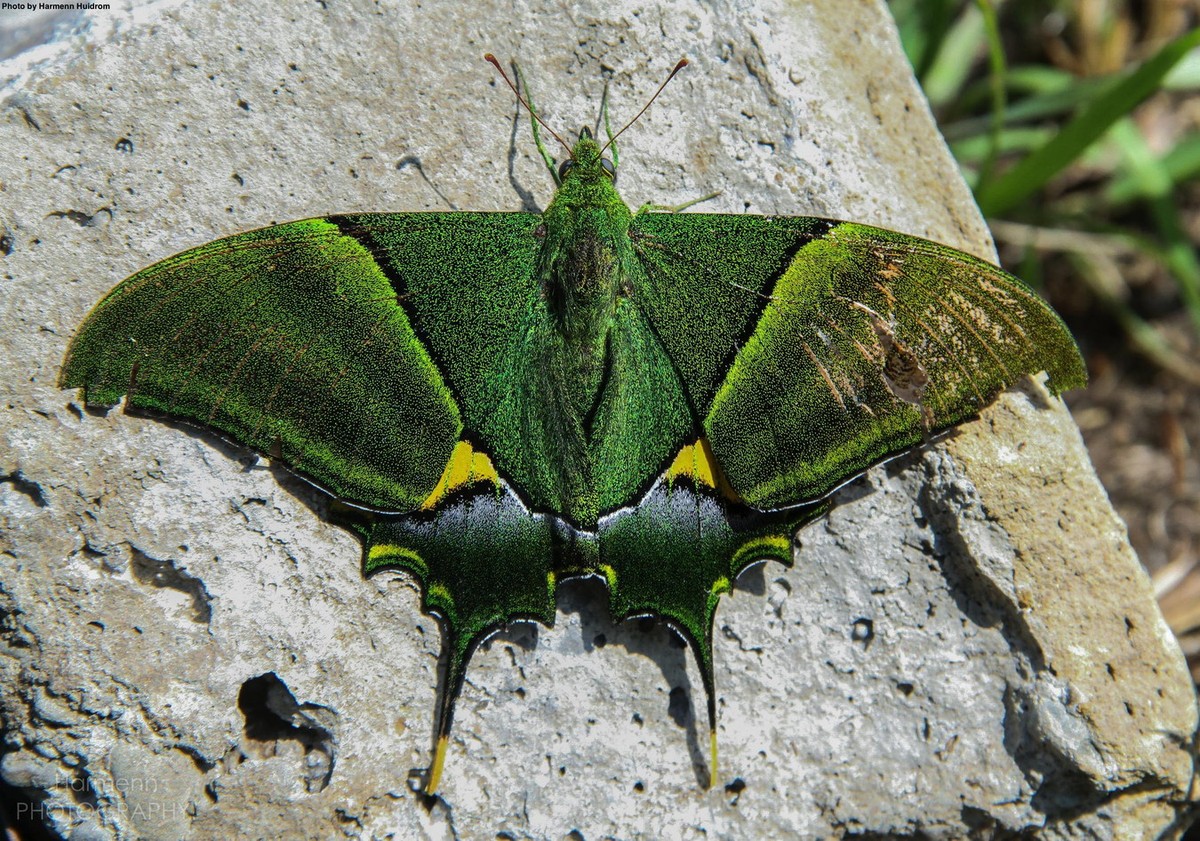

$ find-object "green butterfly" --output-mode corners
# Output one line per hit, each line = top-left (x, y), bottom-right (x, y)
(59, 56), (1086, 793)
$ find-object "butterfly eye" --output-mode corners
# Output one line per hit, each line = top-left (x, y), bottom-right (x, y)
(558, 159), (574, 179)
(600, 158), (616, 181)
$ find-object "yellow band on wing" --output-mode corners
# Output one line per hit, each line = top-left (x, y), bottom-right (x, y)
(365, 543), (428, 576)
(426, 734), (449, 794)
(665, 437), (741, 502)
(599, 563), (618, 591)
(731, 534), (792, 570)
(420, 440), (501, 510)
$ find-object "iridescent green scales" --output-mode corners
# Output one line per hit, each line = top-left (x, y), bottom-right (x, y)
(60, 63), (1086, 793)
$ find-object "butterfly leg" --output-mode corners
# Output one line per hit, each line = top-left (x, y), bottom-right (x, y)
(599, 77), (618, 172)
(634, 192), (722, 215)
(512, 61), (561, 186)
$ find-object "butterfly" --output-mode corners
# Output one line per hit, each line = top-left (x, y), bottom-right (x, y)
(59, 55), (1086, 792)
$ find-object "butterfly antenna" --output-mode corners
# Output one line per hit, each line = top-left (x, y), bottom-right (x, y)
(485, 54), (573, 157)
(599, 58), (688, 156)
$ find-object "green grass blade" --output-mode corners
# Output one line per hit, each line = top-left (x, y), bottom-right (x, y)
(951, 126), (1057, 164)
(1105, 136), (1200, 205)
(1164, 45), (1200, 90)
(919, 3), (987, 107)
(970, 0), (1006, 190)
(891, 0), (961, 83)
(1108, 118), (1200, 335)
(974, 27), (1200, 217)
(941, 68), (1108, 141)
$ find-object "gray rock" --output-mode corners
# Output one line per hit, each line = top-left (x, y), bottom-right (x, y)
(0, 749), (59, 789)
(1, 0), (1195, 839)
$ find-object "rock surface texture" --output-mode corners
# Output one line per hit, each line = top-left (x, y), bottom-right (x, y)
(1, 0), (1196, 839)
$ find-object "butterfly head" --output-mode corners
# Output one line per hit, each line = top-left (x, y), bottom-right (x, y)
(559, 127), (617, 184)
